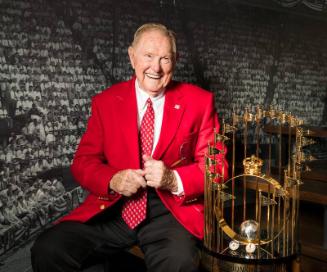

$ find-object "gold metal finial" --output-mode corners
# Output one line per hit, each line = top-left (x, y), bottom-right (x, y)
(255, 105), (263, 122)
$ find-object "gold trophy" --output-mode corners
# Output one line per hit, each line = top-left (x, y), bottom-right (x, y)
(202, 107), (306, 272)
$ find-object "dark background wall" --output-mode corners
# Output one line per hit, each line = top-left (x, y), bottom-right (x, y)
(0, 0), (326, 262)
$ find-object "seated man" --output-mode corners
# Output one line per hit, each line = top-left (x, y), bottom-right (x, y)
(31, 23), (226, 272)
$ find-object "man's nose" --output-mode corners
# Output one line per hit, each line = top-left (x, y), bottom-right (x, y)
(151, 59), (161, 72)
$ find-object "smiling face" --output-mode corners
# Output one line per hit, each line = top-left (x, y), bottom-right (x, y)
(128, 29), (176, 97)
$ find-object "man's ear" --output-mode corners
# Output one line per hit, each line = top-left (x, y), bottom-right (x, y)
(128, 46), (135, 69)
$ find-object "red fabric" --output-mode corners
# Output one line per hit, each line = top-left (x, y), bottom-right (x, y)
(61, 77), (227, 239)
(121, 98), (154, 229)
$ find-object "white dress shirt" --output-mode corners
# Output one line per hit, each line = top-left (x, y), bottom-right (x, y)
(135, 80), (184, 195)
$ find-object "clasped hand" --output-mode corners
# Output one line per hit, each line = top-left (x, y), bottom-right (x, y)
(109, 155), (177, 197)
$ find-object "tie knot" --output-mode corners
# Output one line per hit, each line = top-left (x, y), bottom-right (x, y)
(146, 98), (152, 107)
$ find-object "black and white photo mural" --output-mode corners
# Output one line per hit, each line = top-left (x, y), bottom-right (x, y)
(0, 0), (326, 270)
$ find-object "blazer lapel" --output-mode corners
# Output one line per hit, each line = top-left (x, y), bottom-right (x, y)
(114, 78), (140, 168)
(153, 84), (185, 160)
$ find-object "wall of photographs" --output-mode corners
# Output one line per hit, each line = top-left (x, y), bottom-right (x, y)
(0, 0), (326, 255)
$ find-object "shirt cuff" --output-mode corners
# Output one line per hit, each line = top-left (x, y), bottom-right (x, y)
(172, 170), (184, 196)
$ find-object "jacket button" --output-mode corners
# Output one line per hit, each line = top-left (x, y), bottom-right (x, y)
(100, 204), (106, 210)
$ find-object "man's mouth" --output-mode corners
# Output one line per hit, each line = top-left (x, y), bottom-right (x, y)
(145, 73), (162, 80)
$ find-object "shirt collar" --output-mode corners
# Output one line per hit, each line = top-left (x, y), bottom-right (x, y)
(135, 79), (165, 110)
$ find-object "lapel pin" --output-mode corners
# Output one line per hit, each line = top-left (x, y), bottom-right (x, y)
(174, 104), (180, 109)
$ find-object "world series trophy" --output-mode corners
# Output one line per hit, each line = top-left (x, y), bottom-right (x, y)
(202, 107), (309, 272)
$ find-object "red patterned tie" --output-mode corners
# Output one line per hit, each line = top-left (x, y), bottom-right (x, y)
(122, 98), (154, 229)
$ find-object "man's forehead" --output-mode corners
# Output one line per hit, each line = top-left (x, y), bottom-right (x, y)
(136, 30), (171, 46)
(135, 32), (173, 53)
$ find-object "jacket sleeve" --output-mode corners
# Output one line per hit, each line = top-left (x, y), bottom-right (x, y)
(70, 96), (120, 198)
(174, 93), (228, 204)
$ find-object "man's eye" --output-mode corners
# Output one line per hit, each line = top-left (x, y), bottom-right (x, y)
(145, 54), (152, 59)
(162, 57), (171, 64)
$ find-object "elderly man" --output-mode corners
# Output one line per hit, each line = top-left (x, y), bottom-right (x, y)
(31, 23), (226, 272)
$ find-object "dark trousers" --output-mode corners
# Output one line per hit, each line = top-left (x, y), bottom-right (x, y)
(31, 196), (200, 272)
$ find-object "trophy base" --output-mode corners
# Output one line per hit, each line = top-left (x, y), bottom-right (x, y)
(201, 251), (300, 272)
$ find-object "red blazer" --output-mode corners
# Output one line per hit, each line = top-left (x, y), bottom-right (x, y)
(61, 77), (227, 239)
